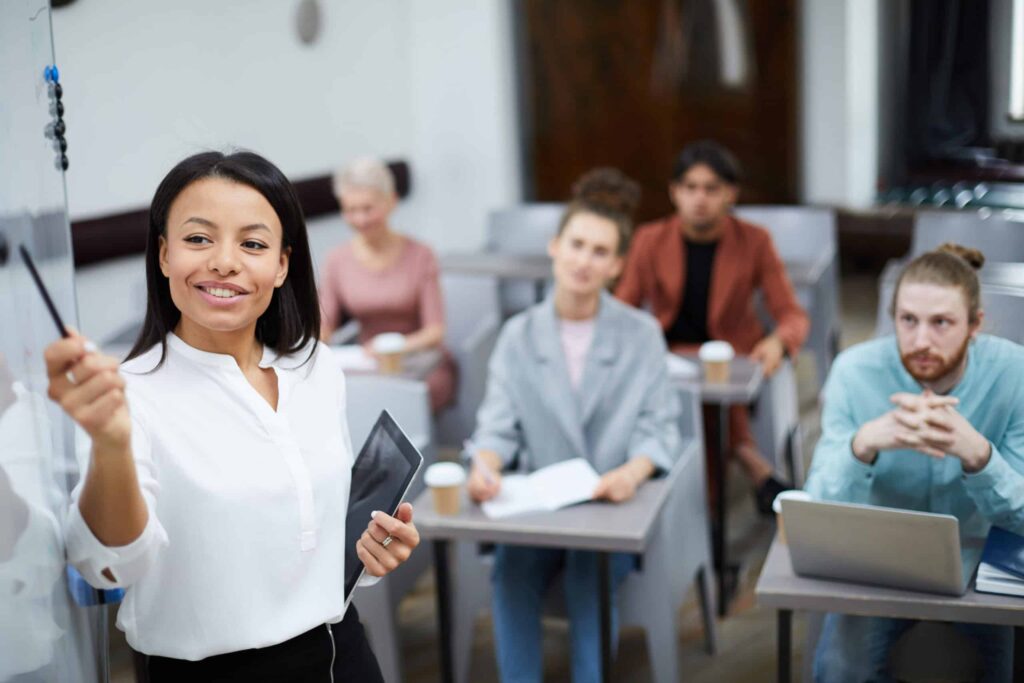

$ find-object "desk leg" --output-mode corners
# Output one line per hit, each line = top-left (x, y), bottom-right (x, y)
(715, 403), (730, 617)
(777, 609), (792, 683)
(598, 551), (612, 683)
(433, 540), (454, 683)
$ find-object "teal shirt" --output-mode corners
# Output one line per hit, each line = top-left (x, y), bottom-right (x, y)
(805, 334), (1024, 549)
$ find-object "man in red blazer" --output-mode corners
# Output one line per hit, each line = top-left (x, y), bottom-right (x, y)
(616, 140), (809, 513)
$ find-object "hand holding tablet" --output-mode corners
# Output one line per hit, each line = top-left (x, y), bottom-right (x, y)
(356, 502), (420, 577)
(343, 411), (423, 608)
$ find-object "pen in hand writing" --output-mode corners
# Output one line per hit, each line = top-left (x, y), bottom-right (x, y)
(464, 438), (496, 486)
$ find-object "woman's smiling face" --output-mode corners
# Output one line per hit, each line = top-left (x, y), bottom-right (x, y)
(159, 177), (290, 338)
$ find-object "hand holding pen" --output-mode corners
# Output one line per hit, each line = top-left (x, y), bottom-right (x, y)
(465, 438), (503, 503)
(21, 245), (131, 452)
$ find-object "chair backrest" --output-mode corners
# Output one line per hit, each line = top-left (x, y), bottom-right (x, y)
(343, 375), (433, 488)
(977, 287), (1024, 345)
(675, 381), (704, 444)
(436, 313), (501, 447)
(485, 203), (566, 255)
(911, 210), (1024, 260)
(440, 272), (501, 351)
(486, 204), (564, 316)
(751, 360), (804, 484)
(733, 205), (837, 263)
(305, 215), (354, 281)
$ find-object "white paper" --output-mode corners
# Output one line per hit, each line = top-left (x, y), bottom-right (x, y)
(666, 353), (699, 379)
(482, 458), (601, 519)
(976, 562), (1024, 597)
(332, 344), (378, 372)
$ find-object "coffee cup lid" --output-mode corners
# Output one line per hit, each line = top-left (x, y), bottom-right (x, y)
(424, 462), (466, 488)
(698, 340), (735, 362)
(372, 333), (406, 354)
(772, 489), (813, 514)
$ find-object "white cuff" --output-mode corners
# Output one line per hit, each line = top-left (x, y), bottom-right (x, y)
(64, 502), (167, 589)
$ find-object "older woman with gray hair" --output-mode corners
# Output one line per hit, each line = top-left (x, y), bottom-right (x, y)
(319, 157), (456, 412)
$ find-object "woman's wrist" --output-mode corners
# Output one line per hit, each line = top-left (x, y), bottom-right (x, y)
(91, 431), (133, 461)
(626, 456), (655, 485)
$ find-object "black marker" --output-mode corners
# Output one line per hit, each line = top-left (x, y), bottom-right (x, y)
(19, 245), (70, 338)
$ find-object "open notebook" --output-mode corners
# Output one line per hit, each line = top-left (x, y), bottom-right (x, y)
(482, 458), (601, 519)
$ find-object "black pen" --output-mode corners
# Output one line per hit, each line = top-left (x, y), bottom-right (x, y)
(19, 244), (70, 338)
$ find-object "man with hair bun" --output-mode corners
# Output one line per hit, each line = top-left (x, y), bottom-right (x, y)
(616, 139), (809, 514)
(804, 243), (1024, 680)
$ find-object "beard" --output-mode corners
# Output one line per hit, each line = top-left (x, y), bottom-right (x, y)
(900, 334), (971, 383)
(687, 215), (718, 234)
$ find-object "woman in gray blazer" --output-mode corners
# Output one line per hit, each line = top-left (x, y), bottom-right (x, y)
(467, 169), (681, 683)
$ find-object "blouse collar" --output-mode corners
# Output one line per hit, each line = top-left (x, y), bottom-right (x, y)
(167, 333), (278, 371)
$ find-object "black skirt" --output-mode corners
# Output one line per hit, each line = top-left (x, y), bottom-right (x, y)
(138, 605), (384, 683)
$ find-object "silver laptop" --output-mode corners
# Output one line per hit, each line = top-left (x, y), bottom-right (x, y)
(780, 498), (968, 596)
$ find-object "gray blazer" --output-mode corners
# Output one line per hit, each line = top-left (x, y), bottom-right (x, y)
(472, 292), (681, 475)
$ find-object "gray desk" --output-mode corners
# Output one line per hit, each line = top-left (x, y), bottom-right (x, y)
(415, 440), (694, 683)
(439, 251), (551, 280)
(756, 537), (1024, 682)
(675, 354), (763, 404)
(440, 252), (551, 302)
(339, 348), (443, 382)
(675, 353), (764, 616)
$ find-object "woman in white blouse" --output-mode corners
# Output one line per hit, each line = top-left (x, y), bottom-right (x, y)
(44, 151), (418, 681)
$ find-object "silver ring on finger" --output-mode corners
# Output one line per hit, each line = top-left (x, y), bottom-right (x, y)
(380, 534), (393, 548)
(65, 370), (76, 384)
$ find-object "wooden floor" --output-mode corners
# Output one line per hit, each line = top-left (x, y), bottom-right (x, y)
(110, 275), (880, 683)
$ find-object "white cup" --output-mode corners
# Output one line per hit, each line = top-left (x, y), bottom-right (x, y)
(371, 333), (407, 374)
(772, 490), (814, 544)
(424, 462), (467, 516)
(698, 340), (735, 383)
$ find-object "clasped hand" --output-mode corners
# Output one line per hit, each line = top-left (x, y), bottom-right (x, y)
(852, 391), (990, 472)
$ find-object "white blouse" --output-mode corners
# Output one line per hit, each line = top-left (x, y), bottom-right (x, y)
(64, 334), (367, 661)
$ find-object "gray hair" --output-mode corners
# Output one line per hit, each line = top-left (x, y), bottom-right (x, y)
(332, 157), (396, 199)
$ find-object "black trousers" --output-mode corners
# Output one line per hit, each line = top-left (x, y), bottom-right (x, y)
(140, 605), (384, 683)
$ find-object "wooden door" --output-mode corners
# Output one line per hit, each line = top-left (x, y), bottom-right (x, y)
(516, 0), (799, 222)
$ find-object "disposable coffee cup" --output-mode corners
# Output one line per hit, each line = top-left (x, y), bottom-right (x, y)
(424, 462), (467, 516)
(371, 333), (406, 375)
(698, 341), (735, 383)
(772, 490), (813, 544)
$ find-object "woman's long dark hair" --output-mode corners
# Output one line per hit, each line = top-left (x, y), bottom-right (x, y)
(126, 151), (321, 367)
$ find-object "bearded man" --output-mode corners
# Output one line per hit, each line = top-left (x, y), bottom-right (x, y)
(803, 243), (1024, 682)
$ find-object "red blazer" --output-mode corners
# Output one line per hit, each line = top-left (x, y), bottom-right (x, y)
(615, 214), (809, 357)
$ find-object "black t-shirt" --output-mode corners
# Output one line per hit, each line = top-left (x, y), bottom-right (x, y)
(666, 238), (719, 345)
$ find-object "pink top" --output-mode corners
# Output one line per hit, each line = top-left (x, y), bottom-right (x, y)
(319, 237), (445, 343)
(558, 317), (596, 390)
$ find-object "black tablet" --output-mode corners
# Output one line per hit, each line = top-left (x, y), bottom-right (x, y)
(343, 410), (423, 606)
